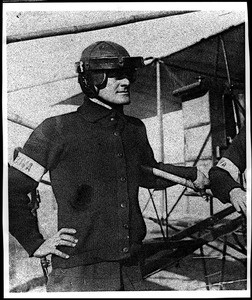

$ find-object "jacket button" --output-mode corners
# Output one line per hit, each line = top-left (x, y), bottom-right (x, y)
(117, 153), (123, 158)
(123, 224), (129, 229)
(122, 247), (129, 253)
(110, 117), (116, 121)
(120, 177), (126, 182)
(113, 131), (119, 136)
(120, 203), (126, 208)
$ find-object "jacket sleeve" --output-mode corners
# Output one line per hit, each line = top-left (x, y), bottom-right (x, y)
(209, 167), (244, 203)
(222, 125), (246, 173)
(8, 117), (65, 256)
(8, 165), (45, 256)
(137, 120), (197, 189)
(208, 125), (246, 203)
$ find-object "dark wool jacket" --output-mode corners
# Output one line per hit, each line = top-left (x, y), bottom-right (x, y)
(209, 125), (246, 203)
(9, 98), (197, 269)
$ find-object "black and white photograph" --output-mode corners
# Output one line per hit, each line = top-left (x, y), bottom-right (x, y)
(2, 1), (251, 298)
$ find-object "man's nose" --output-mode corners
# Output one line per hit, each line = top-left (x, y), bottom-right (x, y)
(120, 77), (130, 85)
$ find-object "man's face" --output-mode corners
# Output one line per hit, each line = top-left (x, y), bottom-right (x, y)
(97, 69), (135, 105)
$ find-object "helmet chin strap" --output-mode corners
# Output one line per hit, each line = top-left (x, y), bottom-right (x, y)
(89, 97), (112, 110)
(94, 93), (125, 113)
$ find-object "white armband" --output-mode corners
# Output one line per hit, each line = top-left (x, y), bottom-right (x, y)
(217, 157), (240, 182)
(11, 152), (46, 182)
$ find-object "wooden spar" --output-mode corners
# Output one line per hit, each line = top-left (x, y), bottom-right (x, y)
(220, 36), (240, 135)
(156, 59), (164, 162)
(141, 165), (213, 196)
(7, 11), (197, 44)
(169, 205), (236, 241)
(7, 111), (37, 130)
(156, 59), (166, 218)
(142, 214), (244, 278)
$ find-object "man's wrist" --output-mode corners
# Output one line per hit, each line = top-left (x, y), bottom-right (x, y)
(229, 187), (244, 198)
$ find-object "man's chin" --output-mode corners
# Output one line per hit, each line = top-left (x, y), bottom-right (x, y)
(123, 100), (131, 105)
(117, 95), (130, 105)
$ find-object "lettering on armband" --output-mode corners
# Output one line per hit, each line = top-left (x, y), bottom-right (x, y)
(217, 157), (240, 182)
(11, 152), (45, 182)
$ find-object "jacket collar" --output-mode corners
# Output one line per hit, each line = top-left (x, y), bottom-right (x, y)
(77, 96), (126, 123)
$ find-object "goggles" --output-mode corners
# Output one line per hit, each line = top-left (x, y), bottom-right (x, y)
(75, 56), (144, 73)
(106, 68), (137, 83)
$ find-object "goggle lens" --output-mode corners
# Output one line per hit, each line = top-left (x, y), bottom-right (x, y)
(106, 69), (137, 83)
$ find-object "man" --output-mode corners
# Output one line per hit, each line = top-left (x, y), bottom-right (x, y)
(9, 41), (209, 291)
(209, 125), (246, 216)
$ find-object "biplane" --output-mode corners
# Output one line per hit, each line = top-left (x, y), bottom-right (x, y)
(5, 8), (248, 291)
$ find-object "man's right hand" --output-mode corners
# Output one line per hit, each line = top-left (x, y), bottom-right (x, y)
(229, 188), (246, 217)
(192, 169), (210, 196)
(33, 228), (78, 259)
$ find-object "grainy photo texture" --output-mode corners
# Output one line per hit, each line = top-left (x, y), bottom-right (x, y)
(3, 2), (250, 298)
